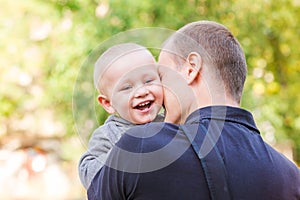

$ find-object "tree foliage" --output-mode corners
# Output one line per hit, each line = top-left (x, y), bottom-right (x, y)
(1, 0), (300, 163)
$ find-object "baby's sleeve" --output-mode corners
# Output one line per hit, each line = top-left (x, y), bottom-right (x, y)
(78, 127), (113, 189)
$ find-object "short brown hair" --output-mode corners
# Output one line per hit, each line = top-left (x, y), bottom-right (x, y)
(163, 21), (247, 103)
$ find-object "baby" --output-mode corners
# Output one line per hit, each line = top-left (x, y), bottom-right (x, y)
(78, 43), (164, 189)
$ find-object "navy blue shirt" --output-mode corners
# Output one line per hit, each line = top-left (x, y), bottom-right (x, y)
(88, 106), (300, 200)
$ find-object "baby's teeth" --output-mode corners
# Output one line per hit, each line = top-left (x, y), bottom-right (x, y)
(139, 102), (149, 106)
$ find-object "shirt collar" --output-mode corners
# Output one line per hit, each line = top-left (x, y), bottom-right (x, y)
(107, 115), (135, 127)
(185, 106), (259, 133)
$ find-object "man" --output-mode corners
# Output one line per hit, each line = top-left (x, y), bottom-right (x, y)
(88, 21), (300, 200)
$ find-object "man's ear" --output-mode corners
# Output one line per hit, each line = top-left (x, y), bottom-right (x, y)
(185, 52), (202, 85)
(98, 94), (115, 114)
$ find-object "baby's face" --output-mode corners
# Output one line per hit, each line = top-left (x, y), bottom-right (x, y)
(103, 50), (163, 124)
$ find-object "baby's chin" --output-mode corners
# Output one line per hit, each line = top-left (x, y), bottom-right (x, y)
(133, 115), (156, 125)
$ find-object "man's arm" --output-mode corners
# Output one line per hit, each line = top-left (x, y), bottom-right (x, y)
(78, 115), (134, 189)
(86, 122), (181, 200)
(87, 163), (139, 200)
(87, 134), (141, 200)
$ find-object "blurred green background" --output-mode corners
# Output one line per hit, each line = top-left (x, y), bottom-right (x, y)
(1, 0), (299, 199)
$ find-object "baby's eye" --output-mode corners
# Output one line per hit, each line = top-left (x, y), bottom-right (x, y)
(121, 85), (132, 91)
(145, 79), (154, 84)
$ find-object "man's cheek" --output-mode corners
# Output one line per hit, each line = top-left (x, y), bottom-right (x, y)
(163, 89), (175, 105)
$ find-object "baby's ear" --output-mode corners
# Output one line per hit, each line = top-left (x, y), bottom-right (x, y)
(98, 95), (115, 114)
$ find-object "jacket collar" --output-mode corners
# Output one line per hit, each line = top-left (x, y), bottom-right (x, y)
(185, 106), (259, 133)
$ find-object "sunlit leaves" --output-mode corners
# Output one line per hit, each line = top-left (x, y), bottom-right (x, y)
(1, 0), (300, 162)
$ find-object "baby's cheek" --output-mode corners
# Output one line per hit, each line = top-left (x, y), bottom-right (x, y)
(155, 87), (164, 102)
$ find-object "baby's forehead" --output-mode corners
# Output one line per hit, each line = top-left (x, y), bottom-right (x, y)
(115, 48), (154, 61)
(95, 45), (156, 91)
(108, 49), (155, 68)
(101, 58), (158, 95)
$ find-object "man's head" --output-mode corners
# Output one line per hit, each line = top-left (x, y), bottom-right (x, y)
(94, 43), (163, 124)
(158, 21), (247, 123)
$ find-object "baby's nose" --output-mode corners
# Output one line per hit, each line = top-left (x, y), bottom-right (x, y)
(134, 86), (150, 98)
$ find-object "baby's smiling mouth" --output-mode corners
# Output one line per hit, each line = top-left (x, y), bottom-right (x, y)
(134, 101), (153, 111)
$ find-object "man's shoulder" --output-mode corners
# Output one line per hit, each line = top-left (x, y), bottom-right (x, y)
(269, 146), (300, 173)
(124, 122), (179, 138)
(114, 122), (180, 152)
(106, 122), (192, 175)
